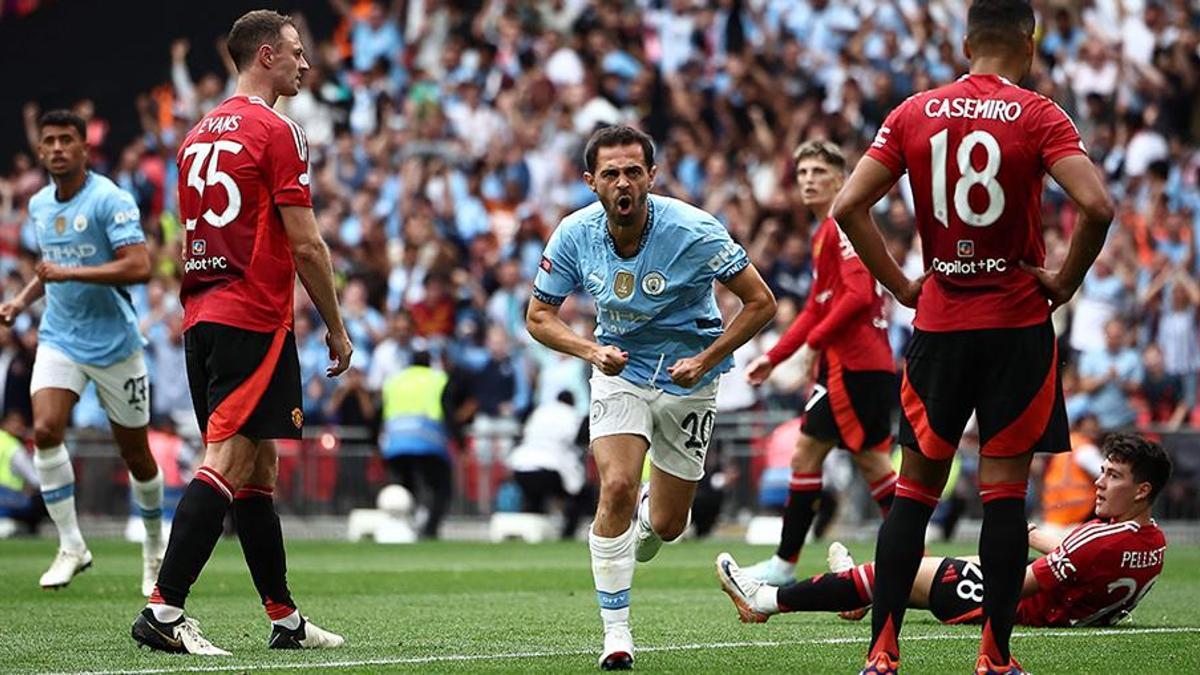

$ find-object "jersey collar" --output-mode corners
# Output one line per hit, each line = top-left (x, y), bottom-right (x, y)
(604, 196), (656, 260)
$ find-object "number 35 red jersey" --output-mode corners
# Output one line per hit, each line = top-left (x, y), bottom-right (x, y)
(177, 95), (311, 333)
(865, 74), (1086, 332)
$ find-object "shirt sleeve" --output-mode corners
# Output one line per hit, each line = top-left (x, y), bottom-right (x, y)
(695, 219), (750, 284)
(102, 187), (145, 249)
(532, 222), (582, 305)
(262, 118), (313, 208)
(864, 96), (912, 176)
(1037, 98), (1088, 169)
(807, 242), (875, 350)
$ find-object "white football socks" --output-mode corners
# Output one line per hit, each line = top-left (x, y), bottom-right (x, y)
(590, 523), (636, 632)
(273, 609), (302, 630)
(130, 468), (164, 553)
(34, 444), (86, 552)
(149, 603), (184, 624)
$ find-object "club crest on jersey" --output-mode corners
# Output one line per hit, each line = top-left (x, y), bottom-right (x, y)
(54, 216), (66, 235)
(539, 256), (552, 274)
(613, 270), (635, 299)
(291, 407), (304, 429)
(957, 240), (975, 258)
(191, 239), (207, 257)
(641, 271), (667, 296)
(72, 214), (88, 232)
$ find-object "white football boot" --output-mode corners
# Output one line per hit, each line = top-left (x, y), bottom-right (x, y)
(131, 609), (231, 655)
(40, 547), (93, 589)
(715, 552), (777, 623)
(741, 554), (797, 587)
(269, 616), (346, 649)
(598, 623), (634, 670)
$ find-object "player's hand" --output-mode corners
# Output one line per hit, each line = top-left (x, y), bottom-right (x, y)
(745, 354), (776, 386)
(326, 330), (353, 377)
(0, 300), (24, 326)
(892, 270), (930, 309)
(590, 345), (628, 376)
(668, 356), (708, 389)
(34, 262), (71, 282)
(1020, 262), (1075, 309)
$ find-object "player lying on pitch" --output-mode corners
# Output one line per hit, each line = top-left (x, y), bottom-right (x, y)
(718, 432), (1170, 629)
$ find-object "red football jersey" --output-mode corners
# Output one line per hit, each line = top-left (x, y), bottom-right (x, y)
(768, 218), (894, 372)
(865, 74), (1086, 332)
(1019, 519), (1166, 627)
(178, 95), (312, 333)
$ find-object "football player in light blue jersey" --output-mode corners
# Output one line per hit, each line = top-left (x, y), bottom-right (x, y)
(0, 110), (163, 595)
(527, 125), (776, 670)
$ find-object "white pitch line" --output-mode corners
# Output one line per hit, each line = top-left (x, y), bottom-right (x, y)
(41, 626), (1200, 675)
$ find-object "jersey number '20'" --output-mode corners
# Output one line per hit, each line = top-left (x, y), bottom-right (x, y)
(930, 129), (1004, 228)
(181, 141), (244, 231)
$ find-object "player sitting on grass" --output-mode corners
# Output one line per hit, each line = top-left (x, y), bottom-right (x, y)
(718, 432), (1170, 630)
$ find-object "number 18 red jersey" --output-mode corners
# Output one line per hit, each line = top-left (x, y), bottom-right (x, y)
(177, 95), (312, 333)
(865, 74), (1086, 332)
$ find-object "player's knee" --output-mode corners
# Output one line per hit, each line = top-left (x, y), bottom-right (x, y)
(599, 476), (639, 518)
(651, 511), (687, 541)
(32, 420), (65, 449)
(790, 437), (827, 473)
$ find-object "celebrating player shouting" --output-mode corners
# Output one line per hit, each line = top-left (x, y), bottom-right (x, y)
(718, 433), (1170, 631)
(131, 10), (351, 655)
(527, 125), (775, 670)
(830, 1), (1115, 672)
(742, 140), (898, 587)
(1, 110), (163, 595)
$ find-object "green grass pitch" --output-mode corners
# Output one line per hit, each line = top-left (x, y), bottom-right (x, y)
(1, 537), (1198, 673)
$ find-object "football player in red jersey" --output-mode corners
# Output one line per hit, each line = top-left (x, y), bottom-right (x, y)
(829, 1), (1115, 673)
(717, 433), (1170, 630)
(132, 10), (352, 655)
(741, 141), (898, 587)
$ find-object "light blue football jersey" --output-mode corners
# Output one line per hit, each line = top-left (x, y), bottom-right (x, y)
(27, 171), (146, 366)
(533, 194), (749, 395)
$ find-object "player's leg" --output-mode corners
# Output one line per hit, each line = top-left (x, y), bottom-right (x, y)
(233, 440), (342, 649)
(422, 454), (452, 538)
(91, 349), (164, 596)
(853, 449), (898, 515)
(864, 328), (972, 673)
(976, 452), (1034, 669)
(744, 433), (834, 585)
(973, 321), (1065, 672)
(636, 379), (719, 564)
(29, 344), (91, 588)
(591, 433), (647, 670)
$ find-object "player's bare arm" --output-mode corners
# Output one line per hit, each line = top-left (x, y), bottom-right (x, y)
(525, 296), (628, 376)
(1026, 522), (1063, 555)
(280, 205), (352, 376)
(36, 242), (151, 285)
(669, 264), (775, 389)
(0, 276), (45, 325)
(1021, 154), (1115, 308)
(830, 157), (928, 308)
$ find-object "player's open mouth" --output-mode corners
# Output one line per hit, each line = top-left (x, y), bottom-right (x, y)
(616, 195), (633, 213)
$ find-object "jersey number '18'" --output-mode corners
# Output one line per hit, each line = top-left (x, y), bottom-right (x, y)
(929, 129), (1004, 229)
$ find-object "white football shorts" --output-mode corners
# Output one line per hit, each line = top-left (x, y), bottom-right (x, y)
(588, 370), (719, 482)
(31, 344), (150, 428)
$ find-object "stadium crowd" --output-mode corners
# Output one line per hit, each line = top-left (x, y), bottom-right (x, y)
(1, 0), (1199, 523)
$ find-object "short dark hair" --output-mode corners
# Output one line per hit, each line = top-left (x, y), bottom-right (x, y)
(584, 125), (655, 173)
(793, 140), (846, 172)
(966, 0), (1035, 52)
(227, 10), (294, 72)
(38, 109), (86, 141)
(1103, 433), (1173, 503)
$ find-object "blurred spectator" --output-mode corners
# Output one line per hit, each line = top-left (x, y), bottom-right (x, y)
(1140, 344), (1189, 429)
(0, 411), (43, 536)
(379, 347), (451, 539)
(325, 367), (378, 427)
(1039, 414), (1101, 537)
(1078, 320), (1144, 431)
(506, 390), (591, 540)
